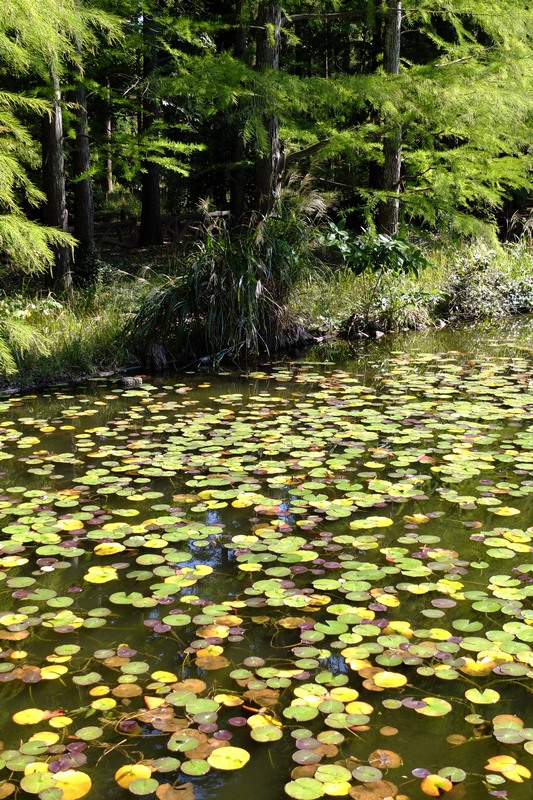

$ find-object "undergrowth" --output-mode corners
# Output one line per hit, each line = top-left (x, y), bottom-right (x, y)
(0, 278), (148, 389)
(290, 239), (533, 337)
(127, 212), (321, 361)
(0, 234), (532, 389)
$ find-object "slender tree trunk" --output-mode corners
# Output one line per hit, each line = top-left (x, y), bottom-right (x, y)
(324, 21), (330, 78)
(377, 0), (402, 235)
(366, 2), (384, 194)
(368, 0), (383, 73)
(230, 128), (246, 225)
(73, 51), (95, 267)
(42, 73), (73, 294)
(138, 11), (162, 247)
(229, 0), (247, 225)
(255, 2), (283, 217)
(103, 77), (114, 196)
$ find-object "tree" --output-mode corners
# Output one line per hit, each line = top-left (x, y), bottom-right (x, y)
(254, 2), (283, 216)
(72, 41), (95, 268)
(42, 72), (73, 293)
(394, 0), (533, 234)
(377, 0), (401, 235)
(138, 5), (163, 247)
(4, 0), (533, 296)
(272, 0), (533, 237)
(229, 0), (248, 224)
(0, 0), (76, 277)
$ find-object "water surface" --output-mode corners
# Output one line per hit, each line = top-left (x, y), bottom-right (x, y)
(1, 317), (533, 800)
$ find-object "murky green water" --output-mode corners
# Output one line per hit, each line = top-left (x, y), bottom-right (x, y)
(1, 317), (533, 800)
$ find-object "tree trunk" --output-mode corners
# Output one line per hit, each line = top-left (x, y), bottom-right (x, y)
(42, 73), (73, 294)
(368, 0), (383, 73)
(255, 2), (283, 217)
(138, 11), (162, 247)
(229, 0), (247, 225)
(324, 21), (330, 78)
(102, 77), (114, 197)
(72, 51), (95, 267)
(377, 0), (402, 235)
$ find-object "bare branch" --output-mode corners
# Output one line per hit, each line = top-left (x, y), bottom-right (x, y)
(284, 139), (331, 166)
(316, 177), (354, 190)
(282, 12), (366, 26)
(402, 166), (434, 181)
(435, 54), (482, 67)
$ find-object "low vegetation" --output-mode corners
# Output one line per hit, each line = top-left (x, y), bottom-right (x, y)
(0, 277), (144, 388)
(291, 238), (533, 339)
(1, 230), (532, 390)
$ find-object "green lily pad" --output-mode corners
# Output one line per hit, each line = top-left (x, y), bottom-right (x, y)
(415, 698), (453, 717)
(285, 778), (325, 800)
(465, 689), (501, 704)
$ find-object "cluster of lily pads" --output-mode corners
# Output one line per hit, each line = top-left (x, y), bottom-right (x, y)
(0, 351), (532, 799)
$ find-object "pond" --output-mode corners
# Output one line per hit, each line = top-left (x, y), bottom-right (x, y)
(1, 317), (533, 800)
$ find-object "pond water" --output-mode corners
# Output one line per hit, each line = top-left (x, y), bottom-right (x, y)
(1, 317), (533, 800)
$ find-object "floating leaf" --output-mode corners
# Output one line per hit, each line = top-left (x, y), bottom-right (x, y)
(420, 774), (453, 796)
(12, 708), (46, 725)
(284, 706), (319, 722)
(285, 778), (324, 800)
(156, 784), (195, 800)
(485, 755), (531, 782)
(52, 770), (92, 800)
(115, 765), (153, 789)
(373, 672), (407, 689)
(207, 747), (250, 770)
(414, 698), (453, 717)
(180, 761), (210, 777)
(464, 689), (500, 705)
(250, 725), (283, 743)
(20, 771), (57, 795)
(129, 778), (160, 796)
(368, 750), (402, 769)
(84, 566), (118, 584)
(74, 726), (103, 741)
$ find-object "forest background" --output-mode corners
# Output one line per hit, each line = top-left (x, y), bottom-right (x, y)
(2, 0), (533, 386)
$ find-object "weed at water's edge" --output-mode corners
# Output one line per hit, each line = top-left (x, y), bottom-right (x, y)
(0, 280), (148, 389)
(1, 237), (532, 388)
(290, 239), (533, 337)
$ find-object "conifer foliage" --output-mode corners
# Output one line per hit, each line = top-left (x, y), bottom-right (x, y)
(0, 1), (532, 328)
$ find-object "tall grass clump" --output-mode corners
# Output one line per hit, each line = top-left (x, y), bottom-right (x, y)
(128, 209), (323, 362)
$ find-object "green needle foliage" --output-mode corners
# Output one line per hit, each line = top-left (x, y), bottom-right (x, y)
(2, 0), (533, 377)
(0, 89), (72, 275)
(0, 315), (50, 374)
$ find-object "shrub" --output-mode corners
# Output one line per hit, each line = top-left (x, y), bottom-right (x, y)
(319, 221), (429, 277)
(128, 210), (323, 361)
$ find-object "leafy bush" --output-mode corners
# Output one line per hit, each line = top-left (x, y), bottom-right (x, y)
(319, 221), (429, 277)
(0, 294), (63, 320)
(444, 242), (533, 319)
(500, 277), (533, 313)
(291, 237), (533, 339)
